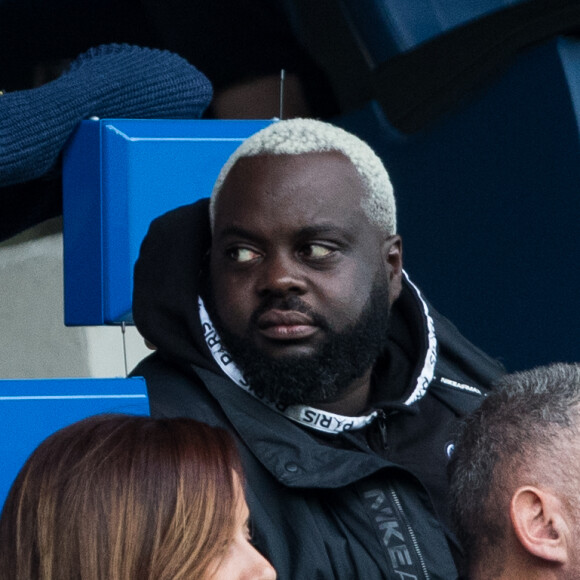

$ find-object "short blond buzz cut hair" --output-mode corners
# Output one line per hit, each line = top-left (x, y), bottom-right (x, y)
(209, 118), (397, 234)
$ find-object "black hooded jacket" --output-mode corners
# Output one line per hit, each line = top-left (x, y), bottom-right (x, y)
(132, 198), (505, 579)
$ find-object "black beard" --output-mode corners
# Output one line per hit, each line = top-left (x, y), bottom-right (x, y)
(204, 277), (392, 406)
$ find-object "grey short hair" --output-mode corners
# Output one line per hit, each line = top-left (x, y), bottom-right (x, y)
(209, 118), (396, 234)
(448, 362), (580, 568)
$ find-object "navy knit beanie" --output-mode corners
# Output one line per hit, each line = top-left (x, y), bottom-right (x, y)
(0, 44), (213, 187)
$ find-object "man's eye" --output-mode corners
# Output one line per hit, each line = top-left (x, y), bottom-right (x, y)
(229, 247), (260, 263)
(301, 244), (333, 259)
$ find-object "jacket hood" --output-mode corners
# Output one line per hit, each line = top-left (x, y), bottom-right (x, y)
(132, 198), (217, 371)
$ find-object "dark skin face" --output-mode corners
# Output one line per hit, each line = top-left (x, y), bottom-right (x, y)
(209, 152), (402, 414)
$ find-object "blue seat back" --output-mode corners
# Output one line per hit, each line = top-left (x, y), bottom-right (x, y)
(341, 0), (522, 62)
(0, 377), (150, 510)
(335, 37), (580, 371)
(63, 119), (273, 326)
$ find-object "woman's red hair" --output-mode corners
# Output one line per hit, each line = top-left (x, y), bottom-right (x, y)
(0, 414), (243, 579)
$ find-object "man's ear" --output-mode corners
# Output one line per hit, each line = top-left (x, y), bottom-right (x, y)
(510, 486), (569, 564)
(381, 235), (403, 305)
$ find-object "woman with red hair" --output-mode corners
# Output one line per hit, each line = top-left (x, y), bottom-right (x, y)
(0, 414), (275, 580)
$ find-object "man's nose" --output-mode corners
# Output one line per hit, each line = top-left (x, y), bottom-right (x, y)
(257, 252), (306, 296)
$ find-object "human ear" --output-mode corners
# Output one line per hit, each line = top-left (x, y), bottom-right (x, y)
(381, 235), (403, 304)
(510, 486), (569, 564)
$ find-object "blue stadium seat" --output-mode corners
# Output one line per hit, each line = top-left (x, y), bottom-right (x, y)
(340, 0), (521, 62)
(62, 119), (273, 326)
(335, 36), (580, 371)
(0, 377), (150, 509)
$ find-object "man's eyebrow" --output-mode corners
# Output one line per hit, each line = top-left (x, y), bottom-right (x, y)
(215, 223), (356, 242)
(296, 224), (354, 239)
(215, 225), (260, 241)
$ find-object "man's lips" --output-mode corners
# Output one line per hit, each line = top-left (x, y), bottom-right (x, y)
(256, 309), (318, 340)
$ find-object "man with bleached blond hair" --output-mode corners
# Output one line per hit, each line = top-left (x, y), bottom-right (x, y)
(132, 118), (504, 579)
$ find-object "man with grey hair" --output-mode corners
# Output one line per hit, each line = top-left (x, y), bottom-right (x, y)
(132, 118), (504, 579)
(449, 362), (580, 580)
